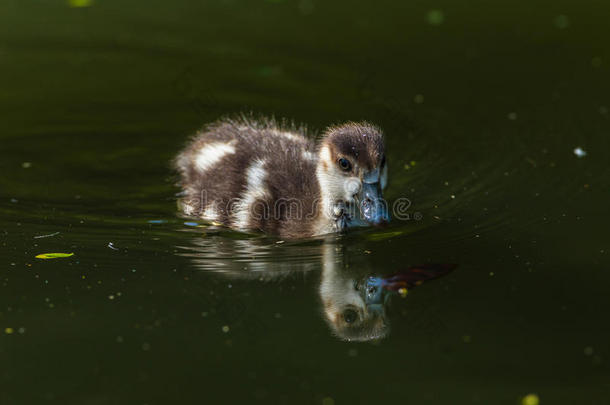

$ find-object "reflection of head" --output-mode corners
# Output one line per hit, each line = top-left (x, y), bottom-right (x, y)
(319, 244), (389, 342)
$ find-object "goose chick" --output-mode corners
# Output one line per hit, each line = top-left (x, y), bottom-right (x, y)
(174, 116), (389, 238)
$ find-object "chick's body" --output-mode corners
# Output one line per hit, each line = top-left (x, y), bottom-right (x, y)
(175, 116), (388, 238)
(175, 118), (323, 238)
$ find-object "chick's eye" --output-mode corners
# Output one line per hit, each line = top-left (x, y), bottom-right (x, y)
(343, 309), (358, 324)
(338, 158), (352, 171)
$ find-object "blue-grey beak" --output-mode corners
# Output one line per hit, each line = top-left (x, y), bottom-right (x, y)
(360, 182), (390, 225)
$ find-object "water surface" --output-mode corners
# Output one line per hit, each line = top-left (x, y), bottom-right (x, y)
(1, 0), (609, 403)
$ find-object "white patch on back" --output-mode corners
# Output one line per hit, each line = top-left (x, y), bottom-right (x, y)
(302, 150), (317, 161)
(272, 129), (303, 142)
(195, 142), (236, 172)
(233, 159), (268, 230)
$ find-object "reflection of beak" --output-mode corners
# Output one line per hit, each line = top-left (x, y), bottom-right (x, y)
(360, 182), (390, 225)
(363, 276), (385, 305)
(362, 277), (386, 316)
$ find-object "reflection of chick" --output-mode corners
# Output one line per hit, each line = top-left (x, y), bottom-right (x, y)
(182, 235), (455, 342)
(319, 244), (389, 342)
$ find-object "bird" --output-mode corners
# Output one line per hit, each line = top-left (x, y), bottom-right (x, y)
(174, 116), (389, 238)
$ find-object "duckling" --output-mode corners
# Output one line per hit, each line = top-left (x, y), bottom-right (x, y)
(174, 116), (389, 238)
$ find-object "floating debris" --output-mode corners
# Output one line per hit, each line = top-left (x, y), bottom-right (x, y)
(4, 327), (14, 335)
(366, 230), (403, 241)
(573, 147), (587, 158)
(522, 393), (540, 405)
(221, 325), (230, 333)
(322, 397), (335, 405)
(34, 232), (60, 239)
(35, 253), (74, 260)
(68, 0), (93, 7)
(183, 221), (199, 227)
(403, 160), (417, 170)
(21, 162), (32, 169)
(107, 242), (119, 251)
(147, 219), (168, 224)
(398, 287), (408, 298)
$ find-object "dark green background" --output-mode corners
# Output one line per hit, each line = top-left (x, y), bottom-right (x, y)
(1, 0), (609, 404)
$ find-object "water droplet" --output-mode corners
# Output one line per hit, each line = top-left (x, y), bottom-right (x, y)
(573, 147), (587, 158)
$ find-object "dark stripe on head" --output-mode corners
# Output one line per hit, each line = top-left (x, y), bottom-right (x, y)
(322, 122), (385, 171)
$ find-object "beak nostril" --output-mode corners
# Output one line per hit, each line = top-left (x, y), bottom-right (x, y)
(360, 181), (389, 225)
(362, 198), (373, 207)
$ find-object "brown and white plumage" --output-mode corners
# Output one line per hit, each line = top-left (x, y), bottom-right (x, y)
(174, 116), (388, 238)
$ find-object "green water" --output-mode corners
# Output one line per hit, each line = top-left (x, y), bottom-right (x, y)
(1, 0), (609, 403)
